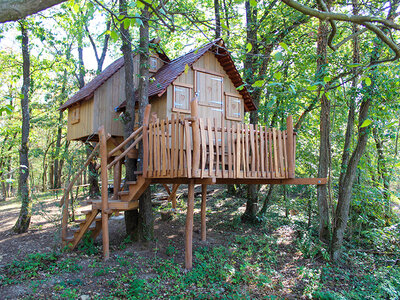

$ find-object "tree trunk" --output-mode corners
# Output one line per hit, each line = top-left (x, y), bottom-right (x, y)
(136, 7), (153, 241)
(259, 185), (275, 215)
(242, 1), (260, 223)
(119, 0), (139, 235)
(53, 109), (63, 188)
(214, 0), (221, 39)
(331, 40), (379, 260)
(373, 128), (390, 216)
(315, 4), (331, 243)
(86, 143), (100, 198)
(13, 20), (31, 234)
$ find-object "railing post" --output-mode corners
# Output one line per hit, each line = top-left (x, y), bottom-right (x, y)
(98, 125), (109, 260)
(286, 115), (295, 178)
(142, 104), (151, 178)
(191, 98), (200, 177)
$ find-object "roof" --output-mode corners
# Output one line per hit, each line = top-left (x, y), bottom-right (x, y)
(60, 45), (170, 111)
(61, 39), (256, 112)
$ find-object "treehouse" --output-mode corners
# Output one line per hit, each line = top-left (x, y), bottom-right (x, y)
(59, 39), (326, 270)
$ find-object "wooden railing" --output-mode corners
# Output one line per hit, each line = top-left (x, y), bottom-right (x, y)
(145, 100), (296, 180)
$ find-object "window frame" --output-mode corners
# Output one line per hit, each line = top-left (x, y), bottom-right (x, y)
(225, 92), (243, 121)
(70, 103), (80, 124)
(172, 82), (193, 114)
(194, 69), (224, 108)
(149, 56), (158, 72)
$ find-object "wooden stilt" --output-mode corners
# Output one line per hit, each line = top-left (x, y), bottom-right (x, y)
(112, 160), (121, 200)
(98, 126), (110, 261)
(201, 184), (207, 241)
(185, 180), (195, 270)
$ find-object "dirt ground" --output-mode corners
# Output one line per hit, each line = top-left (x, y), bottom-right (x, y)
(0, 185), (323, 299)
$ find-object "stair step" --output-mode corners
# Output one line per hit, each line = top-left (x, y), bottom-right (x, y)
(118, 191), (129, 196)
(125, 181), (137, 185)
(64, 236), (74, 242)
(81, 210), (94, 215)
(91, 199), (139, 210)
(134, 171), (143, 175)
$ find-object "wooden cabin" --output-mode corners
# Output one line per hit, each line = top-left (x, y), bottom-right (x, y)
(60, 39), (256, 142)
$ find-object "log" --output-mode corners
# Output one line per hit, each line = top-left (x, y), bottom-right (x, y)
(98, 126), (110, 261)
(185, 180), (195, 270)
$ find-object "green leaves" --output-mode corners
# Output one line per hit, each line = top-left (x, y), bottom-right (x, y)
(110, 30), (118, 42)
(307, 85), (318, 91)
(246, 43), (252, 53)
(364, 77), (372, 86)
(252, 80), (264, 88)
(279, 42), (290, 53)
(250, 0), (257, 7)
(360, 119), (372, 128)
(274, 72), (282, 80)
(0, 104), (13, 116)
(184, 64), (189, 74)
(136, 0), (146, 9)
(274, 52), (283, 61)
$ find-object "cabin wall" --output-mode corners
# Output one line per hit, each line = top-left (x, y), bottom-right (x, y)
(150, 94), (167, 120)
(93, 67), (125, 137)
(164, 51), (244, 128)
(67, 98), (94, 141)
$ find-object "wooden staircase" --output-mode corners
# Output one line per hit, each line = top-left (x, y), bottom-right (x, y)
(63, 175), (149, 249)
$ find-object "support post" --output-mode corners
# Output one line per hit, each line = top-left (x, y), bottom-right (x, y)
(185, 180), (195, 270)
(112, 160), (121, 200)
(98, 126), (110, 260)
(142, 104), (151, 177)
(191, 98), (200, 177)
(201, 184), (207, 241)
(286, 115), (295, 178)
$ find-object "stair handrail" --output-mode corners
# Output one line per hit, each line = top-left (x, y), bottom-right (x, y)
(108, 126), (143, 158)
(60, 142), (100, 207)
(107, 134), (143, 170)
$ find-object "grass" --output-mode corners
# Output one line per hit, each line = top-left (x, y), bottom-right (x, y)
(1, 186), (400, 299)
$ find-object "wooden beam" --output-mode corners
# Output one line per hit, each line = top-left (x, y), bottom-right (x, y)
(201, 184), (207, 242)
(98, 126), (110, 261)
(150, 178), (216, 185)
(112, 160), (121, 200)
(185, 180), (195, 270)
(286, 115), (295, 178)
(215, 178), (327, 185)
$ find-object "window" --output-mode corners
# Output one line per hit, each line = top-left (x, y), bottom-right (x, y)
(225, 94), (242, 121)
(149, 57), (158, 72)
(70, 104), (80, 124)
(195, 71), (223, 107)
(172, 83), (192, 112)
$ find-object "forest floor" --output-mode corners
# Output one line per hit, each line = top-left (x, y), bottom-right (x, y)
(0, 185), (399, 299)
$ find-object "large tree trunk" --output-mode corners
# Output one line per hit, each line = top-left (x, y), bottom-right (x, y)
(315, 2), (331, 243)
(241, 0), (260, 223)
(0, 0), (67, 23)
(13, 20), (31, 234)
(136, 7), (153, 241)
(119, 0), (139, 235)
(331, 37), (380, 261)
